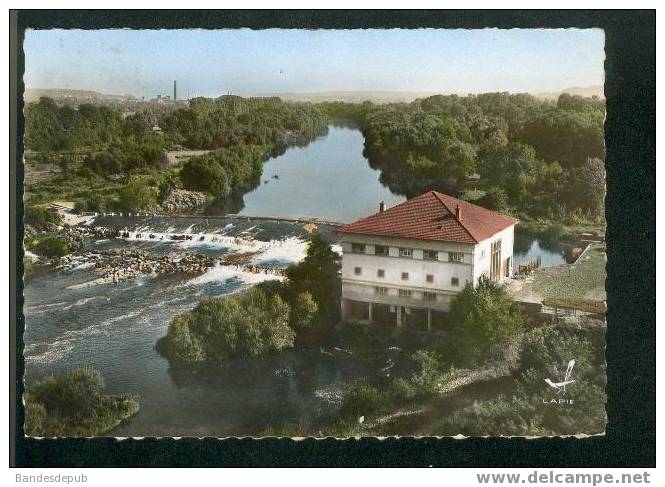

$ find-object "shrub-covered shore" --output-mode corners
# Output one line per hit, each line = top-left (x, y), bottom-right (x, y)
(262, 278), (606, 438)
(24, 369), (139, 437)
(324, 93), (605, 227)
(156, 234), (340, 362)
(25, 93), (604, 227)
(24, 95), (328, 214)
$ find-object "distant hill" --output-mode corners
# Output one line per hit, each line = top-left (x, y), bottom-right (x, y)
(24, 88), (138, 103)
(25, 85), (605, 107)
(254, 91), (440, 104)
(256, 86), (605, 104)
(534, 85), (605, 100)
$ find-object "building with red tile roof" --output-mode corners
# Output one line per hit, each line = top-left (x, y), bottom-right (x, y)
(337, 190), (517, 244)
(337, 190), (517, 330)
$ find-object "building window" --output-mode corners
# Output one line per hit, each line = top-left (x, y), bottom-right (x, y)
(401, 272), (409, 280)
(398, 289), (413, 298)
(426, 274), (434, 283)
(399, 247), (413, 258)
(449, 251), (464, 263)
(423, 250), (438, 260)
(354, 267), (362, 276)
(351, 243), (366, 254)
(375, 245), (389, 256)
(423, 291), (437, 301)
(451, 277), (460, 287)
(377, 269), (385, 278)
(480, 249), (486, 260)
(375, 287), (388, 296)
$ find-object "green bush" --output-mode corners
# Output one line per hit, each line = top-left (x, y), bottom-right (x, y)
(23, 258), (42, 281)
(339, 382), (389, 420)
(116, 179), (159, 213)
(180, 145), (267, 196)
(447, 277), (524, 366)
(24, 369), (139, 437)
(284, 234), (341, 320)
(24, 205), (63, 228)
(85, 151), (123, 176)
(518, 325), (596, 394)
(290, 291), (319, 329)
(541, 223), (567, 242)
(386, 351), (447, 404)
(29, 234), (71, 258)
(157, 286), (295, 362)
(477, 186), (510, 213)
(409, 350), (444, 395)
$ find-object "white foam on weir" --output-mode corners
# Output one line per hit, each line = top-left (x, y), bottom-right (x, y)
(184, 264), (285, 287)
(250, 236), (308, 265)
(24, 250), (40, 262)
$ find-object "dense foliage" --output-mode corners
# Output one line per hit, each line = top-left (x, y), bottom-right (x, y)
(24, 368), (139, 437)
(283, 234), (341, 321)
(24, 205), (63, 229)
(24, 96), (329, 214)
(26, 234), (71, 258)
(156, 286), (296, 361)
(447, 277), (525, 365)
(25, 98), (123, 152)
(328, 93), (605, 223)
(159, 96), (328, 150)
(25, 93), (604, 224)
(116, 178), (160, 213)
(430, 324), (606, 436)
(179, 144), (268, 196)
(156, 234), (339, 362)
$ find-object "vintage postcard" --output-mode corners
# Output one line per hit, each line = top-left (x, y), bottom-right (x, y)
(19, 27), (608, 439)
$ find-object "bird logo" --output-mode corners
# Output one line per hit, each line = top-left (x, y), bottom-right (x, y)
(544, 359), (576, 395)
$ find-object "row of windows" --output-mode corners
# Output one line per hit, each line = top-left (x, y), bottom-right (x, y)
(350, 243), (464, 263)
(374, 288), (444, 301)
(353, 267), (459, 286)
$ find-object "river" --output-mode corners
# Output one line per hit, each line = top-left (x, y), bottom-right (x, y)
(22, 126), (569, 437)
(238, 126), (405, 222)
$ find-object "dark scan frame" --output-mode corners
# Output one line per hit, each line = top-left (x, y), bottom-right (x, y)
(10, 9), (655, 467)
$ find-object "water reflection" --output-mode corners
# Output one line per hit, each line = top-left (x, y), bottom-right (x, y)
(513, 231), (571, 268)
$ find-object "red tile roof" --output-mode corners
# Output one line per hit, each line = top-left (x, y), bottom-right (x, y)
(337, 191), (517, 244)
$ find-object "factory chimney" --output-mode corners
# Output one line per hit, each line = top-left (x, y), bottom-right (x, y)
(173, 80), (177, 101)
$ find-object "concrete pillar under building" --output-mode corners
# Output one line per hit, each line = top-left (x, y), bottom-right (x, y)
(427, 309), (432, 333)
(341, 299), (348, 322)
(368, 302), (373, 323)
(396, 306), (402, 328)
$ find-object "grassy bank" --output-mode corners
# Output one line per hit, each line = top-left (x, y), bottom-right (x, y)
(510, 244), (607, 303)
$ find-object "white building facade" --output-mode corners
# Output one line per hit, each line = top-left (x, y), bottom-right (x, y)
(337, 191), (517, 331)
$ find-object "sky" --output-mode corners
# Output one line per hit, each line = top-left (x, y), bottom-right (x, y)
(23, 28), (605, 98)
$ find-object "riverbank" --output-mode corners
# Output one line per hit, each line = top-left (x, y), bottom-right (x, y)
(508, 243), (607, 304)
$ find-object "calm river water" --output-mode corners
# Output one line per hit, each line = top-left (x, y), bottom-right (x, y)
(23, 126), (568, 436)
(238, 126), (405, 222)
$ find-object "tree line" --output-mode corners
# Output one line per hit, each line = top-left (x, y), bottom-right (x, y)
(25, 93), (604, 224)
(324, 92), (605, 224)
(23, 95), (328, 214)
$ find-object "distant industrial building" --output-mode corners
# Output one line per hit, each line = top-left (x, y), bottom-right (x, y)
(151, 94), (171, 104)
